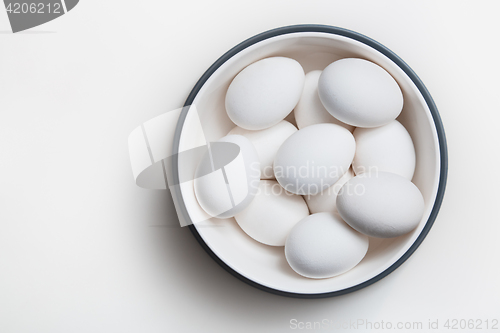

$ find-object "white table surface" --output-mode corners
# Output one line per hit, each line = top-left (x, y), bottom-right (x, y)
(1, 1), (499, 332)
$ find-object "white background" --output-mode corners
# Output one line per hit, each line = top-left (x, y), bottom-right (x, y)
(1, 1), (499, 332)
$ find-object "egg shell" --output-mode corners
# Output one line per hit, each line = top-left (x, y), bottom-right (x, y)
(336, 172), (425, 238)
(285, 212), (369, 279)
(228, 121), (297, 179)
(274, 123), (355, 195)
(194, 135), (260, 218)
(294, 70), (354, 132)
(318, 58), (403, 128)
(353, 120), (416, 180)
(225, 57), (305, 130)
(304, 168), (354, 214)
(235, 180), (309, 246)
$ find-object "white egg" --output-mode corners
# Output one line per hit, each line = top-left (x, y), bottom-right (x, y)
(225, 57), (305, 130)
(285, 212), (369, 279)
(337, 172), (425, 238)
(353, 120), (416, 180)
(318, 58), (403, 128)
(235, 180), (309, 246)
(304, 168), (354, 214)
(228, 121), (297, 179)
(194, 135), (260, 218)
(294, 70), (354, 132)
(274, 123), (355, 195)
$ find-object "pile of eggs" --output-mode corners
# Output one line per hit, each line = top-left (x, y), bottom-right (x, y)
(194, 56), (425, 279)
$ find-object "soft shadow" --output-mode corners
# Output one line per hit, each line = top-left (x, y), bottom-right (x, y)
(142, 192), (387, 331)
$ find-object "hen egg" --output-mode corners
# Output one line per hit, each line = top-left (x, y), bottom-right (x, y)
(285, 212), (369, 279)
(318, 58), (403, 128)
(194, 135), (260, 218)
(337, 172), (425, 238)
(235, 180), (309, 246)
(274, 123), (355, 195)
(228, 120), (297, 179)
(353, 120), (416, 180)
(225, 57), (305, 130)
(294, 70), (354, 131)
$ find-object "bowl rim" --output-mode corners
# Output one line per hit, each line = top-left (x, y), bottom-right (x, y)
(172, 24), (448, 298)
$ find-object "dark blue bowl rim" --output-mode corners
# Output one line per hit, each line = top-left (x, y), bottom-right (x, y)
(172, 24), (448, 299)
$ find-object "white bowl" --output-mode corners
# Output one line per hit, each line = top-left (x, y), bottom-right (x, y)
(172, 25), (448, 298)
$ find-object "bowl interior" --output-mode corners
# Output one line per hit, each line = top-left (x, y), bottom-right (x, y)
(177, 32), (440, 294)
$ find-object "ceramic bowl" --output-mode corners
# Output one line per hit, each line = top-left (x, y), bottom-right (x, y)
(171, 25), (448, 298)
